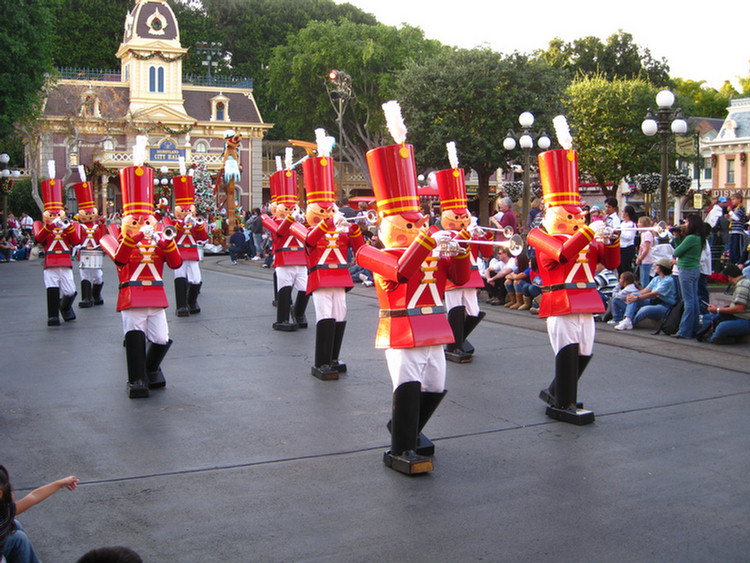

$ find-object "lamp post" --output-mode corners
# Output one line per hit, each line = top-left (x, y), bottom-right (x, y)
(154, 165), (173, 211)
(641, 89), (688, 222)
(195, 41), (223, 84)
(327, 69), (352, 198)
(1, 153), (21, 237)
(503, 112), (550, 229)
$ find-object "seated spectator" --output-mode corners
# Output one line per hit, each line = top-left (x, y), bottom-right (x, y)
(594, 265), (619, 308)
(0, 236), (14, 262)
(503, 253), (530, 308)
(77, 546), (143, 563)
(606, 271), (640, 324)
(614, 258), (678, 330)
(227, 225), (248, 264)
(521, 257), (543, 312)
(483, 247), (515, 305)
(696, 264), (750, 343)
(349, 263), (374, 286)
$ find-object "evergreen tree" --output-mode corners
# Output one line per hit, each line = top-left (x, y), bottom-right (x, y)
(192, 157), (217, 217)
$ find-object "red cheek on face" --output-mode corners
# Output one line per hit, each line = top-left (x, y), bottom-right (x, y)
(396, 234), (408, 246)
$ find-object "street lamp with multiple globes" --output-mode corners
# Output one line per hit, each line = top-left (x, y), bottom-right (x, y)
(641, 89), (688, 222)
(503, 112), (551, 228)
(194, 41), (223, 84)
(1, 153), (21, 237)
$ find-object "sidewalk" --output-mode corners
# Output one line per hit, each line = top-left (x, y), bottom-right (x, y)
(1, 256), (748, 562)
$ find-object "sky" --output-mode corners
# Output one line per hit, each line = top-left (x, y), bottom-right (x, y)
(336, 0), (749, 90)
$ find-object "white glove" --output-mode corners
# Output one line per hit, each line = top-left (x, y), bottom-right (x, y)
(432, 230), (453, 246)
(140, 224), (154, 238)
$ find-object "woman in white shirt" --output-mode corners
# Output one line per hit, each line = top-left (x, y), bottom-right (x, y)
(618, 205), (637, 275)
(634, 215), (655, 287)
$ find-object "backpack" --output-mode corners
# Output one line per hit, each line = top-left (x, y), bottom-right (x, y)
(653, 301), (684, 336)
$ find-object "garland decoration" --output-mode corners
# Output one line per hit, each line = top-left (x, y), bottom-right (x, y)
(86, 160), (118, 177)
(135, 121), (197, 136)
(128, 49), (187, 63)
(0, 177), (13, 195)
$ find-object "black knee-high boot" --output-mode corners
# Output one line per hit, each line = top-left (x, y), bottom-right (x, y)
(146, 339), (172, 389)
(445, 306), (471, 363)
(384, 382), (433, 475)
(174, 277), (189, 317)
(461, 311), (486, 355)
(331, 321), (347, 373)
(544, 344), (594, 425)
(92, 282), (104, 305)
(273, 286), (296, 331)
(272, 270), (278, 307)
(47, 287), (61, 326)
(540, 351), (591, 408)
(60, 291), (77, 322)
(294, 291), (310, 328)
(187, 282), (202, 314)
(79, 280), (93, 308)
(312, 319), (338, 380)
(124, 330), (149, 398)
(416, 390), (447, 456)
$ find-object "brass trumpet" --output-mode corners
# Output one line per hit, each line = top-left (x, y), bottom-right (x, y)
(338, 210), (378, 223)
(594, 221), (669, 242)
(434, 232), (525, 257)
(469, 224), (515, 239)
(162, 225), (177, 241)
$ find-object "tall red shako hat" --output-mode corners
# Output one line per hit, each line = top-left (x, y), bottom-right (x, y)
(302, 129), (336, 210)
(120, 136), (154, 216)
(41, 160), (63, 212)
(269, 166), (298, 208)
(173, 175), (195, 208)
(538, 115), (581, 214)
(434, 141), (469, 216)
(73, 181), (96, 213)
(367, 101), (422, 222)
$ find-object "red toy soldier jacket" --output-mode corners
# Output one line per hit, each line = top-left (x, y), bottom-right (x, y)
(76, 221), (105, 250)
(33, 221), (81, 269)
(261, 214), (307, 267)
(100, 231), (182, 311)
(163, 217), (208, 261)
(356, 231), (471, 349)
(290, 218), (365, 293)
(527, 226), (620, 318)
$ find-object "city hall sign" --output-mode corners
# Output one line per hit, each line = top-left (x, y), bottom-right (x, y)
(150, 139), (185, 162)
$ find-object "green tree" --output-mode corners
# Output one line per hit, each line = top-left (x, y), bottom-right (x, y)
(268, 20), (441, 179)
(51, 0), (131, 70)
(563, 75), (660, 197)
(395, 49), (568, 225)
(0, 0), (59, 141)
(672, 78), (731, 118)
(540, 31), (670, 85)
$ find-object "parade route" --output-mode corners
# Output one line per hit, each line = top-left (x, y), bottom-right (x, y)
(2, 256), (749, 562)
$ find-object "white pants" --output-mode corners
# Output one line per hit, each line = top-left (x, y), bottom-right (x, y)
(444, 287), (480, 316)
(80, 267), (103, 284)
(43, 267), (76, 296)
(546, 314), (595, 356)
(312, 287), (347, 322)
(174, 260), (202, 284)
(121, 308), (169, 345)
(385, 346), (446, 393)
(276, 265), (307, 292)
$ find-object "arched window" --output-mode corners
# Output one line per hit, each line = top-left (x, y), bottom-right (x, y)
(194, 140), (209, 154)
(103, 139), (115, 152)
(149, 66), (165, 93)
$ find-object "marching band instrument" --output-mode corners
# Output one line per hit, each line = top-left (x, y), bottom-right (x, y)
(79, 249), (104, 269)
(336, 210), (378, 224)
(469, 224), (515, 238)
(433, 231), (525, 258)
(593, 220), (669, 242)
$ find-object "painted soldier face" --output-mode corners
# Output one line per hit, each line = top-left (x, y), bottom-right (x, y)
(379, 213), (429, 248)
(174, 204), (195, 220)
(121, 213), (157, 239)
(274, 203), (296, 220)
(306, 202), (334, 227)
(441, 209), (471, 231)
(43, 209), (66, 225)
(542, 205), (585, 236)
(78, 208), (99, 223)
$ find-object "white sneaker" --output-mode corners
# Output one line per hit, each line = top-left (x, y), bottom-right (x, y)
(251, 256), (261, 261)
(363, 280), (374, 287)
(359, 273), (369, 284)
(614, 318), (633, 331)
(606, 319), (617, 325)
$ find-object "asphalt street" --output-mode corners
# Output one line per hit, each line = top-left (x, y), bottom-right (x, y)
(1, 255), (748, 562)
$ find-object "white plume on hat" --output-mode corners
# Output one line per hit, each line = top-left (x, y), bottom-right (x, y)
(77, 165), (86, 183)
(285, 147), (294, 170)
(178, 156), (186, 176)
(382, 100), (407, 145)
(47, 160), (56, 180)
(553, 115), (573, 150)
(314, 128), (335, 157)
(275, 156), (283, 172)
(133, 135), (148, 166)
(446, 141), (459, 169)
